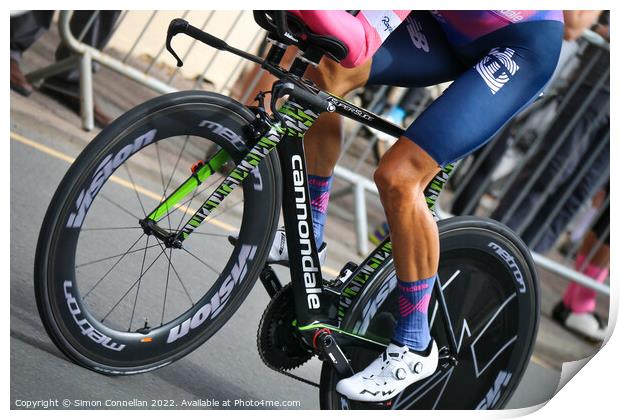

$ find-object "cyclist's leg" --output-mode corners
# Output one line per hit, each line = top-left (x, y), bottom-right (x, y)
(302, 10), (460, 249)
(301, 58), (371, 248)
(305, 59), (372, 176)
(294, 10), (411, 248)
(379, 19), (564, 281)
(338, 16), (563, 401)
(367, 12), (468, 359)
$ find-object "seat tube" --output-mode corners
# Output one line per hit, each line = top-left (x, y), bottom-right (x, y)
(276, 100), (330, 325)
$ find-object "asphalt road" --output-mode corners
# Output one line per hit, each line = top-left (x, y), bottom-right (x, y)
(10, 108), (560, 410)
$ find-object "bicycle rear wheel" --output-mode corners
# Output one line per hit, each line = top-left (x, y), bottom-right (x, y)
(320, 217), (539, 409)
(35, 91), (281, 375)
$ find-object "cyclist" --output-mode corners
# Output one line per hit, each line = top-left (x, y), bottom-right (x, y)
(266, 10), (564, 402)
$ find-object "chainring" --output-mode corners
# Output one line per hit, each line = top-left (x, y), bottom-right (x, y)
(257, 283), (314, 371)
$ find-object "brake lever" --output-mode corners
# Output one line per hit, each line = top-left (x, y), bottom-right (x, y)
(166, 18), (189, 67)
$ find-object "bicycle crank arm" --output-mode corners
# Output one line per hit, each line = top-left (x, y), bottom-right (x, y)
(315, 330), (354, 378)
(259, 265), (283, 298)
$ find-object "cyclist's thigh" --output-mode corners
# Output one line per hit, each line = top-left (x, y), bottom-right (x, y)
(404, 19), (564, 166)
(368, 11), (466, 87)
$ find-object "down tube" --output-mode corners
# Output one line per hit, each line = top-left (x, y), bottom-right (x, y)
(276, 101), (331, 325)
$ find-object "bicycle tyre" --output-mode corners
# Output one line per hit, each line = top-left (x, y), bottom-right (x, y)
(34, 91), (281, 375)
(320, 216), (539, 409)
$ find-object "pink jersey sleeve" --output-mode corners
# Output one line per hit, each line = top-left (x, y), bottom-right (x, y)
(295, 10), (410, 68)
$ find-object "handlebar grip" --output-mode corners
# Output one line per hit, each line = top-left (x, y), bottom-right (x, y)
(167, 18), (230, 67)
(186, 25), (229, 51)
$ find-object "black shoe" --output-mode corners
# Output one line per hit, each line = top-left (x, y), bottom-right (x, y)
(40, 78), (113, 128)
(10, 59), (33, 97)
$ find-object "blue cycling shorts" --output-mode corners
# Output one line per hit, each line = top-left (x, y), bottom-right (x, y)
(368, 12), (564, 166)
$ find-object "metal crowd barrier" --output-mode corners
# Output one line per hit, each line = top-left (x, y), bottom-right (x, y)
(441, 32), (610, 296)
(25, 11), (610, 297)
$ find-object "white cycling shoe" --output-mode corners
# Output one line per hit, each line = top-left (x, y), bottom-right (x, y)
(230, 228), (327, 267)
(336, 341), (438, 402)
(267, 228), (327, 266)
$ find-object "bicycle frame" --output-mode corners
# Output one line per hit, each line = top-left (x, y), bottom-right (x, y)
(145, 30), (461, 369)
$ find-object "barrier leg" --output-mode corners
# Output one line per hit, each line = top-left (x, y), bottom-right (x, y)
(80, 51), (94, 131)
(26, 56), (80, 85)
(354, 181), (369, 256)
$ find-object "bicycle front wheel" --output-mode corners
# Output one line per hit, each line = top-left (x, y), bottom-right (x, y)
(320, 216), (539, 409)
(35, 91), (281, 375)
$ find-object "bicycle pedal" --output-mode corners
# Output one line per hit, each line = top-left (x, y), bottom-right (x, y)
(438, 346), (457, 368)
(363, 399), (393, 410)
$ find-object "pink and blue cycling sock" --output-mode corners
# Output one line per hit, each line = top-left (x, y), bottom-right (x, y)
(392, 275), (436, 352)
(308, 174), (332, 248)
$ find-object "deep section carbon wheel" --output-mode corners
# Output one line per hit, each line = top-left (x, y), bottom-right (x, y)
(320, 217), (539, 409)
(35, 91), (281, 375)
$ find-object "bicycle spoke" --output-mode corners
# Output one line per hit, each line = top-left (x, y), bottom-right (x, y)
(82, 234), (146, 299)
(182, 246), (220, 276)
(100, 193), (142, 220)
(100, 246), (167, 323)
(162, 135), (190, 196)
(124, 163), (148, 218)
(81, 226), (143, 232)
(160, 248), (173, 325)
(128, 236), (150, 331)
(154, 141), (173, 232)
(172, 231), (231, 238)
(155, 239), (194, 310)
(76, 242), (160, 269)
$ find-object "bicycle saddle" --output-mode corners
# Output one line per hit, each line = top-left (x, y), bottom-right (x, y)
(253, 11), (349, 63)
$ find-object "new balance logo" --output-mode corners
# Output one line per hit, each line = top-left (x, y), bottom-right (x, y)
(475, 47), (520, 94)
(406, 17), (429, 52)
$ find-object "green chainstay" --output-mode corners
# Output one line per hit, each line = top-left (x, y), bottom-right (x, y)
(297, 322), (388, 348)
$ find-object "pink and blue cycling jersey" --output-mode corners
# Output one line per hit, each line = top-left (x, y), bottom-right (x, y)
(294, 10), (563, 68)
(294, 10), (564, 167)
(430, 10), (564, 45)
